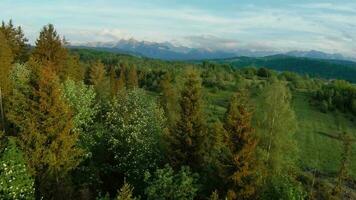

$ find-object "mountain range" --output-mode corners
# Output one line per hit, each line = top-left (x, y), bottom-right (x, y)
(72, 38), (356, 62)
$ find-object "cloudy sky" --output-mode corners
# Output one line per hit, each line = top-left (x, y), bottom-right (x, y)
(1, 0), (355, 56)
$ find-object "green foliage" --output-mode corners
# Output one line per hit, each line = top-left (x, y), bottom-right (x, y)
(116, 182), (136, 200)
(168, 69), (208, 171)
(62, 79), (98, 149)
(255, 81), (298, 176)
(260, 175), (306, 200)
(222, 91), (259, 199)
(144, 164), (199, 200)
(0, 138), (34, 200)
(314, 80), (356, 115)
(0, 20), (28, 62)
(31, 24), (68, 77)
(0, 30), (14, 96)
(106, 89), (165, 183)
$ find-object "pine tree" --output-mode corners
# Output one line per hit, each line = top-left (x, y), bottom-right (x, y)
(168, 69), (207, 171)
(209, 190), (220, 200)
(0, 20), (28, 62)
(223, 91), (258, 199)
(31, 24), (68, 77)
(159, 72), (179, 128)
(89, 60), (107, 96)
(109, 66), (120, 98)
(116, 182), (136, 200)
(63, 54), (84, 81)
(117, 63), (127, 92)
(127, 65), (138, 89)
(0, 31), (14, 97)
(7, 66), (83, 198)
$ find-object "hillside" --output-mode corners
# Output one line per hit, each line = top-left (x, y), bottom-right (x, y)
(210, 55), (356, 82)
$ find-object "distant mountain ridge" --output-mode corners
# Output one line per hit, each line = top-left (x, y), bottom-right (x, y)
(72, 38), (356, 62)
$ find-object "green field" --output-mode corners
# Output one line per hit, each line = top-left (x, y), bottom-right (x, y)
(204, 85), (356, 178)
(292, 91), (356, 177)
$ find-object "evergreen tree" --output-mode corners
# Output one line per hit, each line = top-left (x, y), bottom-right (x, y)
(168, 69), (207, 171)
(117, 63), (127, 92)
(209, 190), (220, 200)
(223, 91), (258, 199)
(159, 72), (179, 128)
(127, 65), (138, 89)
(89, 60), (107, 96)
(0, 20), (28, 62)
(109, 66), (120, 98)
(0, 138), (35, 200)
(31, 24), (68, 77)
(7, 66), (83, 199)
(116, 182), (136, 200)
(63, 54), (84, 81)
(0, 31), (14, 97)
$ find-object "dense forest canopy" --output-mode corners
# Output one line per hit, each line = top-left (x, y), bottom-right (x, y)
(0, 21), (355, 200)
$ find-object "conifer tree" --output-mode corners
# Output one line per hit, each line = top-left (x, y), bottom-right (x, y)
(222, 91), (258, 199)
(63, 54), (84, 81)
(89, 60), (107, 97)
(117, 63), (127, 92)
(127, 65), (138, 89)
(116, 182), (136, 200)
(7, 66), (83, 198)
(0, 31), (14, 97)
(159, 72), (179, 128)
(168, 69), (207, 171)
(209, 190), (220, 200)
(31, 24), (68, 76)
(109, 66), (120, 98)
(0, 20), (28, 62)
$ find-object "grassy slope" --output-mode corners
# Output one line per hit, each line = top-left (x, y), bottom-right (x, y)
(292, 91), (356, 177)
(204, 86), (356, 177)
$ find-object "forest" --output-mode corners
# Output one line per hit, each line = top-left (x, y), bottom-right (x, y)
(0, 21), (356, 200)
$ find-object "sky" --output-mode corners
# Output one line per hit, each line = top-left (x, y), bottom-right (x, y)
(1, 0), (356, 56)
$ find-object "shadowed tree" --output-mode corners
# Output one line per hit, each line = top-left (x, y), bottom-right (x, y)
(222, 91), (259, 199)
(31, 24), (68, 77)
(127, 65), (138, 89)
(7, 66), (83, 199)
(0, 20), (28, 62)
(168, 69), (208, 171)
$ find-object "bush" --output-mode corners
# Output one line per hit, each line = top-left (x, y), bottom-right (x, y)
(0, 138), (35, 200)
(144, 165), (199, 200)
(261, 175), (306, 200)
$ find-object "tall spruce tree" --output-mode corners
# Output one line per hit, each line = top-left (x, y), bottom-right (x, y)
(89, 60), (107, 97)
(127, 65), (138, 89)
(0, 20), (28, 62)
(223, 91), (258, 199)
(109, 66), (120, 98)
(168, 69), (207, 171)
(159, 73), (179, 128)
(7, 66), (83, 199)
(0, 31), (14, 97)
(117, 63), (127, 92)
(32, 24), (67, 71)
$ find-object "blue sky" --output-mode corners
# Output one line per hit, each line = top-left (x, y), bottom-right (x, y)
(1, 0), (355, 56)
